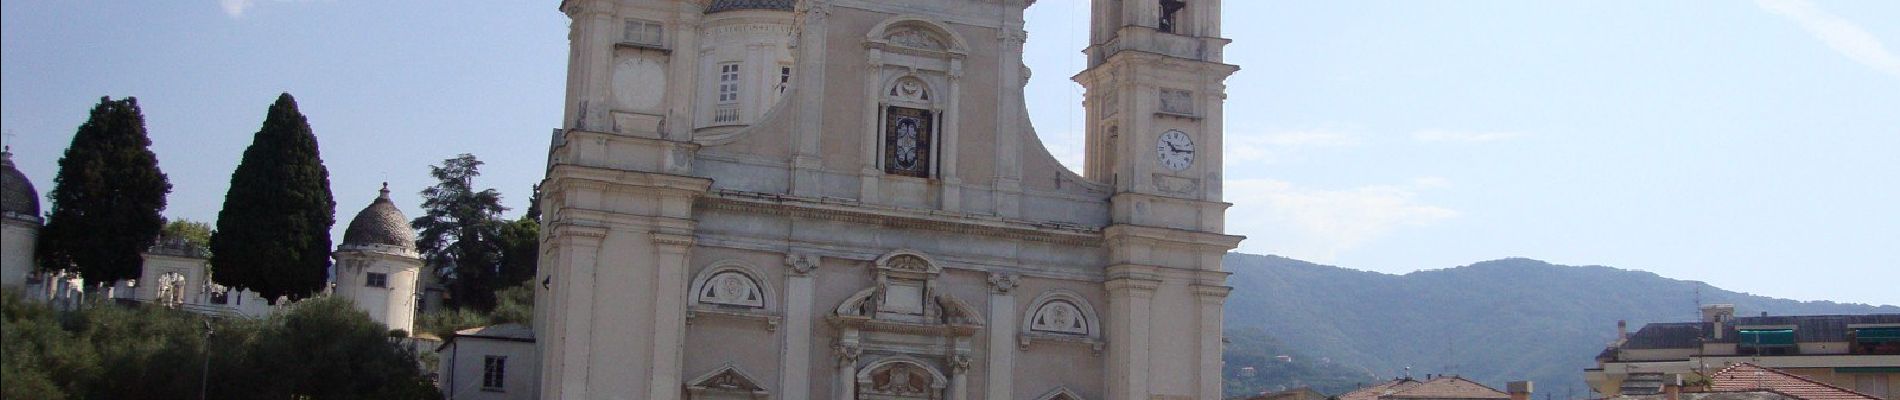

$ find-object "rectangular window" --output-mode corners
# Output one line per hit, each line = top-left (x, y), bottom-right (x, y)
(883, 106), (935, 178)
(483, 356), (507, 391)
(366, 272), (388, 288)
(717, 63), (741, 104)
(778, 66), (793, 94)
(713, 63), (742, 123)
(621, 19), (664, 47)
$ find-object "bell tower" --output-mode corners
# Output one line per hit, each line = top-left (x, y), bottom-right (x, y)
(1075, 1), (1242, 400)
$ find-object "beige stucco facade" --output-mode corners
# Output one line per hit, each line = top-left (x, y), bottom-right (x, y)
(535, 1), (1240, 400)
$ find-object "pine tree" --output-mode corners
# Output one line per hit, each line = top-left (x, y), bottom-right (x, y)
(37, 97), (172, 285)
(412, 154), (507, 311)
(209, 93), (336, 303)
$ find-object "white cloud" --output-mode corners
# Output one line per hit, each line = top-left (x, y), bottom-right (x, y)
(1757, 0), (1900, 78)
(1227, 128), (1363, 165)
(1227, 178), (1458, 262)
(220, 0), (255, 17)
(1411, 129), (1522, 143)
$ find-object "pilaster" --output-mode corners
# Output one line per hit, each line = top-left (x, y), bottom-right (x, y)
(1104, 271), (1160, 400)
(781, 252), (822, 400)
(986, 272), (1022, 400)
(791, 1), (832, 197)
(649, 232), (696, 400)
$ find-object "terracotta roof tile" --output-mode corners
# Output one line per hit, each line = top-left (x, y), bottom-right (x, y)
(1386, 377), (1512, 400)
(1339, 377), (1511, 400)
(1707, 363), (1879, 400)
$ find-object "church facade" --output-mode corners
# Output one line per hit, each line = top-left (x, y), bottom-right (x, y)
(534, 1), (1240, 399)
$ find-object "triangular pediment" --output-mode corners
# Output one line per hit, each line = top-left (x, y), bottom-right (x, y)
(687, 364), (767, 393)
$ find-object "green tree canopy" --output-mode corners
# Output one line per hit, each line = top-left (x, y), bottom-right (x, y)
(0, 289), (439, 400)
(160, 218), (213, 250)
(412, 154), (507, 311)
(209, 93), (336, 304)
(36, 96), (171, 285)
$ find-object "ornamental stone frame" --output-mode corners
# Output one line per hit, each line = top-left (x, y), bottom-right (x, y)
(830, 249), (981, 400)
(1020, 290), (1106, 354)
(686, 260), (782, 331)
(859, 16), (969, 209)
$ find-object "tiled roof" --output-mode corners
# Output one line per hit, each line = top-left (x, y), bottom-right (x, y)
(1623, 322), (1710, 349)
(1340, 377), (1510, 400)
(1338, 379), (1423, 400)
(703, 0), (793, 13)
(1621, 314), (1900, 349)
(1708, 363), (1880, 400)
(340, 185), (414, 250)
(452, 323), (534, 341)
(0, 149), (40, 221)
(1711, 314), (1900, 344)
(1386, 377), (1511, 400)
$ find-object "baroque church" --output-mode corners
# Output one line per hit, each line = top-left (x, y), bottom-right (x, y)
(535, 0), (1240, 399)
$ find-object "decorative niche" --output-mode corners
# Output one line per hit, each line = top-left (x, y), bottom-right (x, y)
(686, 261), (781, 331)
(1019, 290), (1105, 354)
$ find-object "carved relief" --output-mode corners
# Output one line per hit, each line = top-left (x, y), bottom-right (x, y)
(786, 253), (821, 276)
(986, 272), (1021, 293)
(699, 271), (765, 308)
(685, 364), (769, 400)
(885, 28), (945, 51)
(1159, 88), (1194, 115)
(1029, 300), (1088, 335)
(856, 358), (948, 400)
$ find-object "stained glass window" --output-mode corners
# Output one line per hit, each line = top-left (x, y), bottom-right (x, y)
(883, 106), (934, 178)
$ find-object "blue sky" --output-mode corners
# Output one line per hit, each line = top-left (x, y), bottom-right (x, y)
(3, 1), (1895, 306)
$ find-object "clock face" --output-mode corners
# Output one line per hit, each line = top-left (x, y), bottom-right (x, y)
(1156, 130), (1195, 171)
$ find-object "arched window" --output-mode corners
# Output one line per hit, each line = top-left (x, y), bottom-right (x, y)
(883, 77), (936, 178)
(1158, 0), (1187, 34)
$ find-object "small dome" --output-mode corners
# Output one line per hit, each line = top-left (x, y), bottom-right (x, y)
(704, 0), (793, 13)
(341, 184), (414, 250)
(1, 148), (40, 222)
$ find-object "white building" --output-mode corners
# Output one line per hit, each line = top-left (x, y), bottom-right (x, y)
(333, 184), (426, 334)
(1, 147), (40, 291)
(438, 323), (540, 400)
(537, 0), (1241, 400)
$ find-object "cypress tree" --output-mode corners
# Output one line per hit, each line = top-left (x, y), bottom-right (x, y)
(209, 93), (336, 303)
(37, 97), (172, 285)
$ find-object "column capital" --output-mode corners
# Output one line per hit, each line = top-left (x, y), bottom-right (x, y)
(786, 252), (821, 276)
(986, 272), (1021, 293)
(833, 344), (862, 366)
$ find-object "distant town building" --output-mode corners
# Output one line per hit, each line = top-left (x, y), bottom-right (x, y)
(1335, 376), (1529, 400)
(1243, 386), (1327, 400)
(437, 323), (538, 400)
(1587, 305), (1900, 399)
(1605, 363), (1881, 400)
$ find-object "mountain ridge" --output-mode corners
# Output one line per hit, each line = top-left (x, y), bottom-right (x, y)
(1220, 253), (1899, 398)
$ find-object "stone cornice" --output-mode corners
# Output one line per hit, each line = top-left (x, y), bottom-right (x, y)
(1103, 224), (1243, 252)
(698, 190), (1103, 247)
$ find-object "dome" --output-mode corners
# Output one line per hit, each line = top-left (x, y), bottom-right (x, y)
(1, 148), (40, 222)
(704, 0), (793, 13)
(341, 184), (414, 250)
